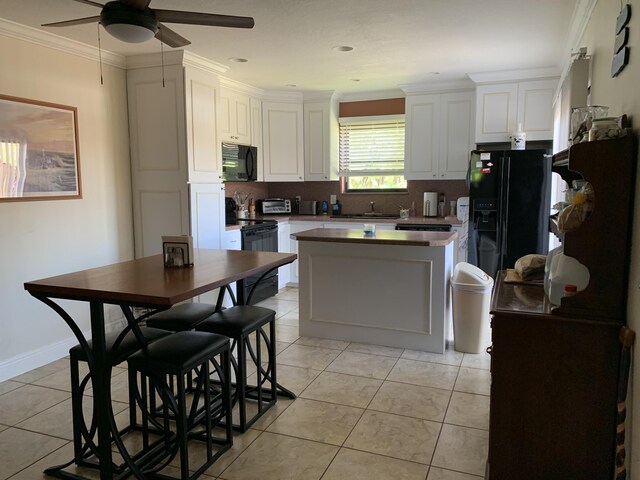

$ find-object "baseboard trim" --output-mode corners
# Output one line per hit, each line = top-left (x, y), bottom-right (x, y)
(0, 317), (124, 383)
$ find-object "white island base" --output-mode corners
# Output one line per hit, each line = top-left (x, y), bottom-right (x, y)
(295, 229), (455, 353)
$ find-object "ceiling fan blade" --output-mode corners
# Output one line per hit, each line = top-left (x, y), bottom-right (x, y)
(42, 15), (101, 27)
(120, 0), (152, 11)
(153, 10), (255, 29)
(155, 23), (191, 48)
(68, 0), (104, 8)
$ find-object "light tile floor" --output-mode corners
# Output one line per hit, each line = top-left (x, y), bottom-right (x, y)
(0, 287), (490, 480)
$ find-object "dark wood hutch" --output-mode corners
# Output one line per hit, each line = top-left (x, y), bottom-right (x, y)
(487, 134), (637, 479)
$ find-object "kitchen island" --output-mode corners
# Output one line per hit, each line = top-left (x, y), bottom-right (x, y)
(292, 228), (457, 353)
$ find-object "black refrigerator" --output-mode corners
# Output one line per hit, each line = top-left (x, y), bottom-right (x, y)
(467, 149), (551, 279)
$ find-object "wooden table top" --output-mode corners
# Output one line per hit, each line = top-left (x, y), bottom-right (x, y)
(291, 228), (457, 247)
(24, 249), (297, 307)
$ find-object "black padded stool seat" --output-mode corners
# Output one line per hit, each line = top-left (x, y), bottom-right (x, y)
(68, 326), (172, 472)
(196, 305), (275, 336)
(127, 331), (233, 479)
(128, 331), (229, 374)
(195, 305), (277, 432)
(146, 303), (218, 332)
(69, 326), (171, 364)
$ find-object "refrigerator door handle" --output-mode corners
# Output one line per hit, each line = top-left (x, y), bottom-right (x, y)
(499, 156), (510, 270)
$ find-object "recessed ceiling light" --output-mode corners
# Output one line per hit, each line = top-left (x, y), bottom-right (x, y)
(285, 84), (297, 88)
(332, 45), (354, 52)
(228, 57), (248, 63)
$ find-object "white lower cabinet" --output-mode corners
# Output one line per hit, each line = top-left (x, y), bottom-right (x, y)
(277, 222), (291, 288)
(451, 224), (468, 265)
(222, 228), (241, 250)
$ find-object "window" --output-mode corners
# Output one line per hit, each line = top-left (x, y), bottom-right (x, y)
(338, 115), (406, 191)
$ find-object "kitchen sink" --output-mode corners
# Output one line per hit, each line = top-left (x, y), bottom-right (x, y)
(330, 213), (400, 219)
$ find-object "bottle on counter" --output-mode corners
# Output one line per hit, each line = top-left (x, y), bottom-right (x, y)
(409, 201), (415, 217)
(248, 198), (256, 219)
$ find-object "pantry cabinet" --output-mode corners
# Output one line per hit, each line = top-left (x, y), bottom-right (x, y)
(475, 78), (557, 143)
(127, 57), (224, 258)
(262, 101), (305, 181)
(304, 98), (339, 181)
(219, 88), (251, 144)
(404, 91), (474, 180)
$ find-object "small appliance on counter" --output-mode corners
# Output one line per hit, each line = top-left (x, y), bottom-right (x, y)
(257, 198), (291, 215)
(423, 192), (439, 217)
(299, 200), (318, 215)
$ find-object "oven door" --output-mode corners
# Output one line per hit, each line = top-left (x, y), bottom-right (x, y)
(241, 224), (278, 303)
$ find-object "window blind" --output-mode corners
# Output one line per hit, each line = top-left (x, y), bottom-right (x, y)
(338, 115), (405, 177)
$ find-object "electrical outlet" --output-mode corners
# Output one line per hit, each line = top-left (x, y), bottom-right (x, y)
(295, 196), (301, 204)
(330, 194), (337, 204)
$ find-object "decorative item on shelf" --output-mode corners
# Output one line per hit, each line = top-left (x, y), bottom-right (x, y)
(611, 4), (631, 78)
(510, 123), (526, 150)
(588, 116), (626, 141)
(570, 106), (609, 144)
(162, 235), (194, 268)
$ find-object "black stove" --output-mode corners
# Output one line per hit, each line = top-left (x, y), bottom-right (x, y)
(233, 219), (278, 230)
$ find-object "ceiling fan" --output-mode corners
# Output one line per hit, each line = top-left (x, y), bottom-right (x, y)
(42, 0), (255, 48)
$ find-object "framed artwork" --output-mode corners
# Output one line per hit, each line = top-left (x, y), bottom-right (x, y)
(0, 94), (81, 201)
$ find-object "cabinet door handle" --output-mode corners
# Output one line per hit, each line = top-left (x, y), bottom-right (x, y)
(486, 345), (493, 355)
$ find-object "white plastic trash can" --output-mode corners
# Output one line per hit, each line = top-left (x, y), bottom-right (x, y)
(451, 262), (494, 353)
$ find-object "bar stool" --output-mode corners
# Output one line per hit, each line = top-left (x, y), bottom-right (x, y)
(127, 331), (233, 479)
(145, 303), (218, 332)
(69, 326), (172, 470)
(195, 305), (276, 432)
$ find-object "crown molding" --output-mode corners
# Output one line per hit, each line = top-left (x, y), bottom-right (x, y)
(337, 88), (406, 102)
(468, 67), (560, 85)
(261, 90), (304, 103)
(400, 78), (475, 95)
(0, 17), (125, 68)
(219, 76), (264, 96)
(303, 90), (336, 102)
(125, 50), (229, 75)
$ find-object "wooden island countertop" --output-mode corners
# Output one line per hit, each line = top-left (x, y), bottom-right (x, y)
(291, 228), (457, 247)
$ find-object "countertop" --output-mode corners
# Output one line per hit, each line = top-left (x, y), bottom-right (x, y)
(226, 215), (462, 231)
(291, 228), (457, 247)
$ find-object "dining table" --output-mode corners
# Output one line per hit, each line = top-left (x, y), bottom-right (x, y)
(24, 248), (297, 480)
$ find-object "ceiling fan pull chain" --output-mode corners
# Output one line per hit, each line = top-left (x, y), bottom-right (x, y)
(160, 26), (165, 88)
(97, 22), (104, 85)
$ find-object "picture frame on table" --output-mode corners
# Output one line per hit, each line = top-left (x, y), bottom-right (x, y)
(0, 94), (81, 201)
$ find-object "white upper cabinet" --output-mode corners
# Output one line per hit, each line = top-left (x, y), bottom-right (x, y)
(303, 98), (339, 181)
(219, 88), (251, 145)
(404, 91), (474, 180)
(184, 67), (223, 182)
(262, 101), (304, 182)
(250, 97), (264, 180)
(475, 79), (557, 143)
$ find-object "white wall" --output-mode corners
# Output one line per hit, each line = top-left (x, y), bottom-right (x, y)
(579, 0), (640, 476)
(0, 34), (134, 381)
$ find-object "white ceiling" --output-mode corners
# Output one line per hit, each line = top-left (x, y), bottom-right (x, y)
(0, 0), (580, 96)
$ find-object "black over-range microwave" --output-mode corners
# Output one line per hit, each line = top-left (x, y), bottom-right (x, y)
(222, 142), (257, 182)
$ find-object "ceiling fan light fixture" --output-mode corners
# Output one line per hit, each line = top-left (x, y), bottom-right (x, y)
(100, 1), (158, 43)
(104, 23), (156, 43)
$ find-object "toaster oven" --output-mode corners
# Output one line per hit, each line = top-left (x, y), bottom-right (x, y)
(259, 198), (291, 215)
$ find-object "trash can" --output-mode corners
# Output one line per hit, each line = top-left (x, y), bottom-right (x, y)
(451, 262), (494, 353)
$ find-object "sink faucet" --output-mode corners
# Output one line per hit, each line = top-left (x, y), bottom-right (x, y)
(370, 201), (375, 213)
